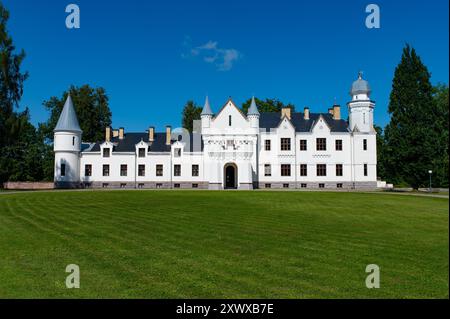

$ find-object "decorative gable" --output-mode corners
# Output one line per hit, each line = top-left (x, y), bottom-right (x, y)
(211, 99), (249, 130)
(311, 115), (331, 134)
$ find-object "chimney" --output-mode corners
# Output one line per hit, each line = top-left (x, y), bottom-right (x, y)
(149, 127), (155, 142)
(281, 107), (291, 120)
(328, 108), (334, 116)
(304, 107), (310, 120)
(112, 129), (119, 138)
(333, 105), (341, 120)
(119, 127), (124, 140)
(105, 126), (111, 142)
(165, 126), (171, 145)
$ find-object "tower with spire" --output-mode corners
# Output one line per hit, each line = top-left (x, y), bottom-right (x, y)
(54, 94), (82, 188)
(347, 72), (375, 133)
(247, 96), (260, 129)
(201, 96), (214, 129)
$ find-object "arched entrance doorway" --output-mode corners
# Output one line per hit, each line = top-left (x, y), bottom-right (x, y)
(224, 163), (238, 189)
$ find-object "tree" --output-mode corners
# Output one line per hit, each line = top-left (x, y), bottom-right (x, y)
(0, 3), (29, 147)
(383, 44), (438, 189)
(39, 85), (112, 142)
(181, 100), (202, 132)
(241, 97), (295, 114)
(374, 125), (386, 180)
(430, 83), (449, 187)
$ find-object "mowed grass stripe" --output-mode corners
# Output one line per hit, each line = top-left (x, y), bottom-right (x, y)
(0, 191), (447, 298)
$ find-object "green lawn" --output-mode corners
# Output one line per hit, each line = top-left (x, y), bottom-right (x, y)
(0, 190), (448, 298)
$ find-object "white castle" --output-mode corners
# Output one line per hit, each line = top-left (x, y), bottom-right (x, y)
(54, 73), (377, 190)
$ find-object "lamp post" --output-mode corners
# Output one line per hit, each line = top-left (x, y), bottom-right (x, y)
(428, 170), (433, 192)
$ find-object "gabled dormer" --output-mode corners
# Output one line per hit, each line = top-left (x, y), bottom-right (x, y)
(311, 114), (332, 135)
(135, 139), (149, 158)
(100, 141), (114, 158)
(171, 140), (184, 158)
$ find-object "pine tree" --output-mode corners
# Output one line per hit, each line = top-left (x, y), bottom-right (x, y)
(181, 100), (202, 133)
(384, 45), (437, 189)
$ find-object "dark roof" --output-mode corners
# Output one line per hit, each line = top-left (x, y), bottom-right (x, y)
(260, 112), (349, 133)
(83, 132), (204, 153)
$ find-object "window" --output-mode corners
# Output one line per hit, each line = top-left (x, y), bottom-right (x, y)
(192, 183), (198, 189)
(192, 165), (199, 177)
(103, 148), (110, 158)
(281, 138), (291, 151)
(102, 183), (109, 188)
(317, 164), (327, 176)
(281, 164), (291, 176)
(301, 183), (307, 188)
(265, 184), (271, 189)
(85, 164), (92, 177)
(283, 184), (289, 189)
(316, 138), (327, 151)
(265, 140), (271, 151)
(364, 164), (368, 176)
(335, 139), (343, 151)
(120, 165), (127, 176)
(61, 164), (66, 177)
(138, 183), (144, 189)
(174, 183), (181, 188)
(138, 148), (146, 157)
(336, 164), (343, 177)
(72, 136), (75, 146)
(363, 139), (368, 151)
(337, 183), (343, 189)
(138, 165), (145, 177)
(300, 164), (307, 176)
(229, 115), (232, 126)
(319, 183), (325, 189)
(174, 164), (181, 176)
(156, 183), (163, 188)
(300, 140), (307, 151)
(264, 164), (271, 177)
(156, 165), (163, 177)
(102, 164), (110, 176)
(120, 183), (127, 188)
(227, 140), (234, 148)
(174, 148), (181, 157)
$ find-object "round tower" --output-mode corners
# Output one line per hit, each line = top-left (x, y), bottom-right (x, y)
(247, 96), (260, 128)
(347, 72), (375, 132)
(54, 94), (82, 188)
(201, 96), (213, 129)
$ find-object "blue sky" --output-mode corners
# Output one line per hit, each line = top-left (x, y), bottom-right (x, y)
(3, 0), (449, 132)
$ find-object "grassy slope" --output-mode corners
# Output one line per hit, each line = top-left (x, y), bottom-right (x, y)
(0, 191), (448, 298)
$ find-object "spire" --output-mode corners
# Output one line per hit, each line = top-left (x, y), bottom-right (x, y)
(54, 94), (82, 132)
(247, 96), (260, 116)
(201, 96), (213, 116)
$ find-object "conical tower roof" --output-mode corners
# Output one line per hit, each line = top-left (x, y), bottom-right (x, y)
(247, 96), (260, 116)
(54, 94), (82, 132)
(201, 96), (214, 116)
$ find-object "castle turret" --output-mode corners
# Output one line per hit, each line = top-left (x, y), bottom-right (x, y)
(54, 94), (82, 188)
(201, 96), (213, 129)
(347, 72), (375, 132)
(247, 96), (260, 128)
